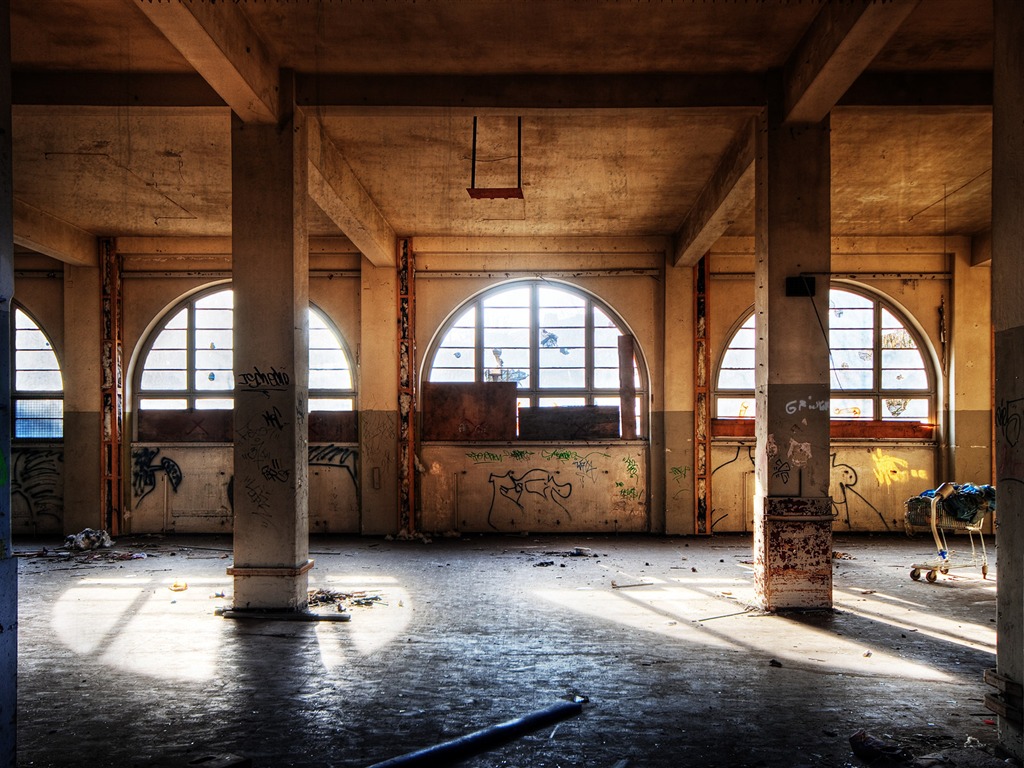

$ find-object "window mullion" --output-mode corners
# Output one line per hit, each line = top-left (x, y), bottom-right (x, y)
(474, 301), (484, 386)
(188, 302), (197, 410)
(874, 300), (883, 420)
(585, 298), (595, 405)
(530, 281), (540, 407)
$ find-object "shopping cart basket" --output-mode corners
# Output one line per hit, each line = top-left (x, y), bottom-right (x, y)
(904, 481), (995, 582)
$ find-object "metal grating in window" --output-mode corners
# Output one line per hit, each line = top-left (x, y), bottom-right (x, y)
(13, 307), (64, 439)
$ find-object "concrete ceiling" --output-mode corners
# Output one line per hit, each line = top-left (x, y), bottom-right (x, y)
(7, 0), (994, 265)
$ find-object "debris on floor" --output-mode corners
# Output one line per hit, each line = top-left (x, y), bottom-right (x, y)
(542, 547), (597, 558)
(307, 587), (387, 610)
(833, 551), (855, 560)
(850, 729), (913, 763)
(169, 580), (188, 592)
(611, 580), (653, 589)
(64, 528), (114, 551)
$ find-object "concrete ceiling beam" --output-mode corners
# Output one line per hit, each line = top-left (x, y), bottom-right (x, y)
(306, 114), (397, 268)
(784, 0), (922, 124)
(296, 73), (766, 112)
(672, 119), (756, 268)
(134, 0), (279, 123)
(14, 199), (97, 268)
(8, 70), (990, 112)
(13, 73), (225, 108)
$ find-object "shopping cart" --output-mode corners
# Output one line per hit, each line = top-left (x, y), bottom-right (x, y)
(904, 481), (995, 582)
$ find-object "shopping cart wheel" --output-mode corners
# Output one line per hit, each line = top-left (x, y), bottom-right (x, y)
(910, 568), (921, 580)
(983, 564), (989, 579)
(926, 570), (938, 583)
(940, 565), (950, 575)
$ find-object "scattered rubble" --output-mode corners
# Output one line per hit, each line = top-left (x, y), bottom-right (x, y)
(307, 587), (387, 610)
(64, 528), (113, 551)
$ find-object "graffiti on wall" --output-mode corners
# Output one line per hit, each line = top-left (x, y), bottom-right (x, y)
(487, 468), (573, 529)
(12, 448), (63, 527)
(308, 444), (359, 490)
(132, 446), (183, 504)
(830, 453), (888, 530)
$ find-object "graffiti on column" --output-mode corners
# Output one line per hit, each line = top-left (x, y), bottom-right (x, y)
(669, 465), (692, 499)
(132, 446), (183, 504)
(237, 365), (290, 392)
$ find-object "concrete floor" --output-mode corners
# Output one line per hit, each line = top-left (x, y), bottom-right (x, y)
(11, 532), (1011, 768)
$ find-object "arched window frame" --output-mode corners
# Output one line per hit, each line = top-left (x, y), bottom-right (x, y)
(133, 285), (356, 414)
(11, 303), (64, 440)
(713, 283), (937, 433)
(422, 279), (648, 437)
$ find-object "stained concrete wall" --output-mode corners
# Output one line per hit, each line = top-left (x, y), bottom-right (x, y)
(705, 236), (990, 537)
(127, 442), (359, 534)
(11, 264), (66, 536)
(711, 440), (942, 533)
(420, 442), (648, 533)
(414, 237), (664, 530)
(10, 446), (63, 536)
(6, 235), (995, 539)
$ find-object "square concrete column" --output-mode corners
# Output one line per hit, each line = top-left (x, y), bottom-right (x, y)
(752, 101), (833, 611)
(993, 0), (1024, 757)
(663, 260), (694, 534)
(62, 266), (102, 535)
(359, 258), (399, 535)
(229, 104), (312, 611)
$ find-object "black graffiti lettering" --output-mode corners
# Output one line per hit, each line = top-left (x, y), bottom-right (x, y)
(132, 447), (183, 505)
(237, 365), (290, 390)
(308, 444), (358, 490)
(12, 449), (63, 526)
(261, 460), (290, 483)
(262, 406), (287, 431)
(486, 469), (573, 529)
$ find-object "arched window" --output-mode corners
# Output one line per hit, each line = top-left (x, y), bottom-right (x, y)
(136, 287), (355, 412)
(13, 306), (63, 439)
(425, 281), (646, 435)
(715, 286), (933, 422)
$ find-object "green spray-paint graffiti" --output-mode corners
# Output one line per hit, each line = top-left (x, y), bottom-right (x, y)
(466, 449), (536, 464)
(623, 456), (639, 480)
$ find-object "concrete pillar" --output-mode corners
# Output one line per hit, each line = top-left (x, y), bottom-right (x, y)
(62, 266), (102, 535)
(752, 98), (833, 611)
(0, 1), (14, 761)
(229, 98), (311, 611)
(993, 0), (1024, 756)
(359, 258), (399, 535)
(950, 237), (992, 485)
(663, 259), (694, 534)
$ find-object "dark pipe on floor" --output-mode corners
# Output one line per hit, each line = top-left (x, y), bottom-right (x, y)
(366, 699), (585, 768)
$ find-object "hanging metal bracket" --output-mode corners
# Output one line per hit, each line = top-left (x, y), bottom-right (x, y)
(467, 116), (524, 199)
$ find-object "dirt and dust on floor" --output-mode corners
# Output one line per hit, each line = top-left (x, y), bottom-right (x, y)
(11, 532), (1018, 767)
